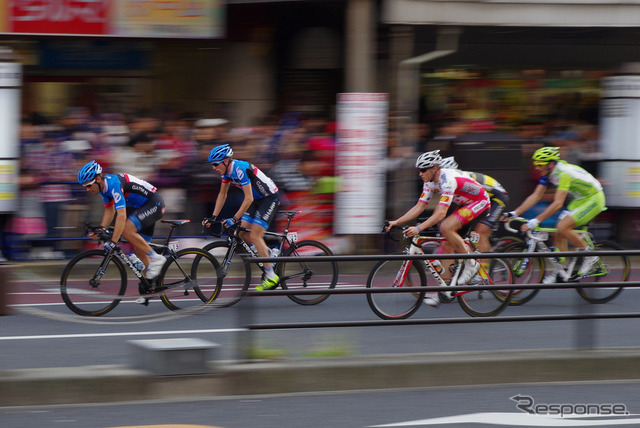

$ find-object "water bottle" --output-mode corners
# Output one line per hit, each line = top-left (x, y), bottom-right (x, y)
(269, 246), (280, 258)
(128, 253), (145, 271)
(429, 259), (443, 274)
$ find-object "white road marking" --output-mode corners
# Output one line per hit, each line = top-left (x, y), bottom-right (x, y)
(369, 412), (640, 427)
(0, 328), (241, 341)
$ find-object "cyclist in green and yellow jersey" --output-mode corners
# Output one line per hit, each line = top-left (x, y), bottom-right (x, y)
(504, 146), (605, 283)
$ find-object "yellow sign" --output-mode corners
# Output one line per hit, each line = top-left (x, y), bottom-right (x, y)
(112, 0), (225, 38)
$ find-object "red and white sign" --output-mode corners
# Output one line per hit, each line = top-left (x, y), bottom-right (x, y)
(10, 0), (109, 35)
(335, 93), (388, 234)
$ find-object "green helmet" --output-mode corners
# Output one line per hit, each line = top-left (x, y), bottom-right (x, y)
(532, 146), (560, 164)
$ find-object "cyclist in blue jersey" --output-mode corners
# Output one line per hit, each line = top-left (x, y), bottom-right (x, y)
(202, 144), (281, 291)
(78, 160), (167, 279)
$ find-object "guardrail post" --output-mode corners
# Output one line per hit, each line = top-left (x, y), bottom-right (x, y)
(575, 291), (595, 349)
(237, 291), (255, 361)
(0, 262), (13, 315)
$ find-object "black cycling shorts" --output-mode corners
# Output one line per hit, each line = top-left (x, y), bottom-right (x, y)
(127, 192), (165, 241)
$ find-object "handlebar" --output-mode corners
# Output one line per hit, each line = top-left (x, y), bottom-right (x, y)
(84, 222), (114, 242)
(504, 216), (546, 241)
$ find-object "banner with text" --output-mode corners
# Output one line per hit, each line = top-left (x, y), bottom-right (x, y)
(7, 0), (224, 38)
(335, 93), (388, 234)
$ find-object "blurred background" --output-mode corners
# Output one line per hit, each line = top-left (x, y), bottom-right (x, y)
(1, 0), (640, 261)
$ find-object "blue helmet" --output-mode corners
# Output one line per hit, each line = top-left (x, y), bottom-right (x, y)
(208, 144), (233, 164)
(77, 160), (102, 184)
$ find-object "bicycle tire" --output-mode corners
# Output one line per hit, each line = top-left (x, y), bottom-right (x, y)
(277, 240), (338, 305)
(159, 248), (222, 311)
(60, 249), (127, 316)
(200, 240), (251, 308)
(576, 241), (628, 304)
(366, 259), (426, 320)
(456, 257), (514, 317)
(497, 241), (544, 306)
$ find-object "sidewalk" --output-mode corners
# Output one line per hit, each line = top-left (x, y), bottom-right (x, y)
(3, 348), (640, 407)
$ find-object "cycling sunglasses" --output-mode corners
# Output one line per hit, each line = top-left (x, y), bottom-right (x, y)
(82, 179), (96, 189)
(418, 167), (430, 173)
(533, 161), (549, 167)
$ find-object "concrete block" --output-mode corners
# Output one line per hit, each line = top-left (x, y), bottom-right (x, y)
(128, 338), (218, 376)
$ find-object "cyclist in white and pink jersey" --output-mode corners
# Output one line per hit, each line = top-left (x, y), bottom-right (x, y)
(386, 150), (491, 290)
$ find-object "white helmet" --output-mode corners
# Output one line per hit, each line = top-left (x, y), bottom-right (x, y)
(440, 156), (458, 169)
(415, 150), (442, 169)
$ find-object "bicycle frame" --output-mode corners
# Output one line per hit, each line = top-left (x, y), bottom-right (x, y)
(520, 226), (600, 280)
(214, 213), (299, 278)
(403, 232), (490, 296)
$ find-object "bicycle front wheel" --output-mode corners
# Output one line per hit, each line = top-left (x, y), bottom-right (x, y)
(366, 259), (426, 320)
(498, 241), (543, 306)
(277, 240), (338, 305)
(201, 240), (251, 307)
(159, 248), (222, 311)
(60, 249), (127, 316)
(576, 241), (628, 304)
(457, 258), (513, 317)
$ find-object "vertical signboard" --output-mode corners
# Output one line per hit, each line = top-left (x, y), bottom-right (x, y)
(335, 93), (388, 234)
(0, 49), (21, 212)
(600, 75), (640, 207)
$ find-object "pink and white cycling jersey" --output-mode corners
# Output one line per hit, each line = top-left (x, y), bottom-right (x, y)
(418, 168), (490, 209)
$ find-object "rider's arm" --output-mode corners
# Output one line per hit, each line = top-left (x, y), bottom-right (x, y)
(233, 183), (254, 221)
(532, 189), (568, 224)
(212, 181), (230, 217)
(405, 203), (448, 238)
(388, 201), (427, 228)
(512, 184), (547, 217)
(110, 207), (127, 243)
(101, 204), (116, 230)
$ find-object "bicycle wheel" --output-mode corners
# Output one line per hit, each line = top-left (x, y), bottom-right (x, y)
(497, 241), (543, 306)
(159, 248), (222, 311)
(576, 241), (628, 304)
(457, 257), (513, 317)
(60, 249), (127, 316)
(366, 259), (426, 320)
(201, 240), (251, 307)
(277, 240), (338, 305)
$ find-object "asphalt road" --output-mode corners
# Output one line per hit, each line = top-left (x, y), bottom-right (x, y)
(3, 267), (640, 371)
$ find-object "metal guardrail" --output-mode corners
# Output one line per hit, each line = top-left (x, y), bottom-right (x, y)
(236, 249), (638, 359)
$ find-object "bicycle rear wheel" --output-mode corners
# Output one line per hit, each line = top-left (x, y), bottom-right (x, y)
(201, 240), (251, 307)
(277, 240), (338, 305)
(366, 259), (426, 320)
(457, 258), (513, 317)
(498, 241), (543, 306)
(159, 248), (222, 311)
(576, 241), (628, 304)
(60, 250), (127, 316)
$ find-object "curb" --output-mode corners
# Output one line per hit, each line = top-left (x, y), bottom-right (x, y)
(2, 348), (640, 407)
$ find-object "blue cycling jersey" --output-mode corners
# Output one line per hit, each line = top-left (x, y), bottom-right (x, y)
(100, 173), (158, 210)
(221, 159), (279, 200)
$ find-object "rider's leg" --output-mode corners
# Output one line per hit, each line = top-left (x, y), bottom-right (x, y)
(556, 216), (588, 249)
(122, 219), (153, 266)
(474, 222), (493, 276)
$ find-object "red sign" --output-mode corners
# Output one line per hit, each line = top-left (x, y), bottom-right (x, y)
(11, 0), (109, 35)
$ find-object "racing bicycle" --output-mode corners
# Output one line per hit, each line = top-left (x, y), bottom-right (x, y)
(60, 220), (221, 316)
(366, 224), (514, 319)
(199, 210), (338, 307)
(497, 216), (629, 305)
